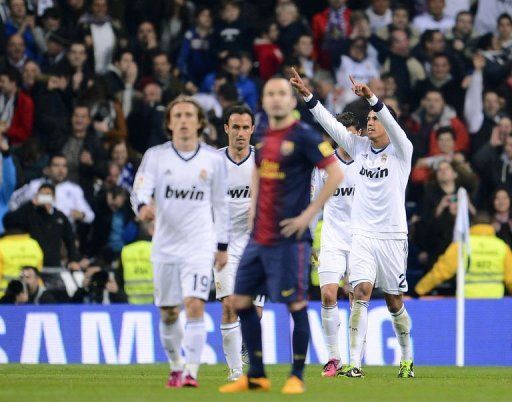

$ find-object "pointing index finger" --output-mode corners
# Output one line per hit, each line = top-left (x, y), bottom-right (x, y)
(349, 75), (356, 86)
(291, 67), (300, 80)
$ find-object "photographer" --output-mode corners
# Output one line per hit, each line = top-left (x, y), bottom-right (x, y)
(71, 265), (127, 304)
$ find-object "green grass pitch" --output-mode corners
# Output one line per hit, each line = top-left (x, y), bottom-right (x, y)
(1, 364), (511, 402)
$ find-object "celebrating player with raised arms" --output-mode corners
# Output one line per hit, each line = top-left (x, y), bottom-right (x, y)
(219, 77), (344, 395)
(131, 96), (230, 388)
(291, 69), (414, 378)
(215, 105), (265, 382)
(311, 112), (359, 377)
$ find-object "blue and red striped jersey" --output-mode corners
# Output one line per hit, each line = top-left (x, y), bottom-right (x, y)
(252, 120), (336, 245)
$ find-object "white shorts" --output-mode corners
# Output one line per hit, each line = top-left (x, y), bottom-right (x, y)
(153, 255), (214, 307)
(318, 248), (349, 288)
(349, 234), (408, 295)
(213, 251), (265, 307)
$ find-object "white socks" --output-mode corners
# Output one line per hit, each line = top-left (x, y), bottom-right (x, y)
(391, 305), (412, 362)
(349, 300), (369, 368)
(321, 304), (341, 361)
(159, 320), (184, 371)
(183, 319), (206, 378)
(221, 321), (243, 371)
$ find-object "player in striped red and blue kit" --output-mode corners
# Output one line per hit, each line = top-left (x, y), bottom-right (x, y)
(220, 78), (344, 395)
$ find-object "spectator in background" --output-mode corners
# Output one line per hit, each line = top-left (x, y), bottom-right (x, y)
(20, 265), (56, 304)
(495, 13), (512, 51)
(293, 34), (315, 79)
(5, 183), (80, 268)
(0, 132), (16, 232)
(275, 1), (310, 58)
(102, 48), (136, 101)
(9, 154), (95, 226)
(413, 52), (464, 115)
(176, 6), (215, 88)
(381, 28), (425, 104)
(71, 265), (127, 304)
(132, 21), (159, 77)
(127, 82), (166, 153)
(139, 51), (184, 104)
(0, 68), (33, 146)
(87, 185), (132, 262)
(78, 0), (124, 74)
(253, 19), (283, 81)
(212, 0), (250, 60)
(61, 0), (87, 38)
(159, 0), (194, 61)
(445, 11), (479, 64)
(464, 54), (502, 152)
(491, 188), (512, 247)
(312, 0), (352, 69)
(413, 0), (455, 35)
(20, 59), (40, 94)
(82, 78), (128, 147)
(60, 104), (108, 203)
(408, 89), (469, 157)
(65, 41), (93, 95)
(376, 5), (420, 47)
(39, 27), (70, 73)
(109, 140), (138, 192)
(0, 34), (29, 71)
(413, 29), (446, 74)
(0, 213), (43, 297)
(365, 0), (391, 34)
(33, 6), (61, 56)
(0, 279), (27, 304)
(4, 0), (38, 60)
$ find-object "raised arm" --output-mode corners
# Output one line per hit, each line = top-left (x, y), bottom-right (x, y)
(464, 54), (485, 134)
(350, 75), (412, 161)
(290, 68), (356, 157)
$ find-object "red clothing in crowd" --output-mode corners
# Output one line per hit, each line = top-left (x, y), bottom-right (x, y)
(6, 91), (34, 146)
(253, 39), (284, 81)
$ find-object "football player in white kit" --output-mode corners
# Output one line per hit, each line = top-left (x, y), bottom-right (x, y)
(291, 70), (414, 378)
(131, 96), (230, 388)
(215, 105), (265, 382)
(311, 112), (358, 377)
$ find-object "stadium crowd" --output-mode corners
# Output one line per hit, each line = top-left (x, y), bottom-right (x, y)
(0, 0), (512, 304)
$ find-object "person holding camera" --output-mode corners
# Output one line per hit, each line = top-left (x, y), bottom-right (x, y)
(3, 183), (81, 269)
(71, 265), (127, 304)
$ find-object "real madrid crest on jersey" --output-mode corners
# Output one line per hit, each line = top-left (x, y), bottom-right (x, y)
(381, 154), (388, 163)
(280, 140), (295, 156)
(199, 169), (208, 181)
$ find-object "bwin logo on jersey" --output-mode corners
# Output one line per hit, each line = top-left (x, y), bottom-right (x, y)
(359, 166), (389, 179)
(229, 186), (251, 199)
(333, 187), (355, 197)
(165, 185), (204, 200)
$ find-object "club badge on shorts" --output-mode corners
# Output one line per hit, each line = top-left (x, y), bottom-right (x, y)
(281, 140), (295, 156)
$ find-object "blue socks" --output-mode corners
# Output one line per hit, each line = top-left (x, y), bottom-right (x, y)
(238, 306), (265, 378)
(291, 307), (310, 380)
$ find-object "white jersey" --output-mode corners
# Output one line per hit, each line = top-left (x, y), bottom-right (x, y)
(307, 94), (413, 240)
(131, 142), (229, 262)
(219, 146), (254, 243)
(312, 152), (356, 251)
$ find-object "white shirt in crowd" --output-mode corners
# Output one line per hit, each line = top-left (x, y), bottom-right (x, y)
(9, 178), (95, 224)
(311, 152), (357, 252)
(131, 142), (230, 262)
(306, 94), (412, 240)
(412, 12), (455, 34)
(365, 7), (392, 33)
(336, 55), (380, 104)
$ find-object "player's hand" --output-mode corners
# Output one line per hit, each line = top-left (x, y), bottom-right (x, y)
(349, 75), (373, 99)
(214, 250), (228, 271)
(138, 204), (155, 222)
(279, 211), (312, 239)
(289, 67), (311, 98)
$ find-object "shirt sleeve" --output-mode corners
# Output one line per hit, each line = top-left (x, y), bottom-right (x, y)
(464, 70), (484, 134)
(74, 185), (95, 223)
(130, 147), (157, 215)
(367, 95), (413, 162)
(9, 180), (37, 211)
(304, 94), (358, 158)
(299, 125), (337, 169)
(211, 155), (230, 250)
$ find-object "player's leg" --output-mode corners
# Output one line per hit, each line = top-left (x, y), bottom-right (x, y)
(214, 259), (243, 381)
(340, 235), (377, 378)
(154, 263), (185, 388)
(219, 241), (270, 393)
(180, 257), (213, 386)
(378, 239), (413, 378)
(266, 241), (310, 394)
